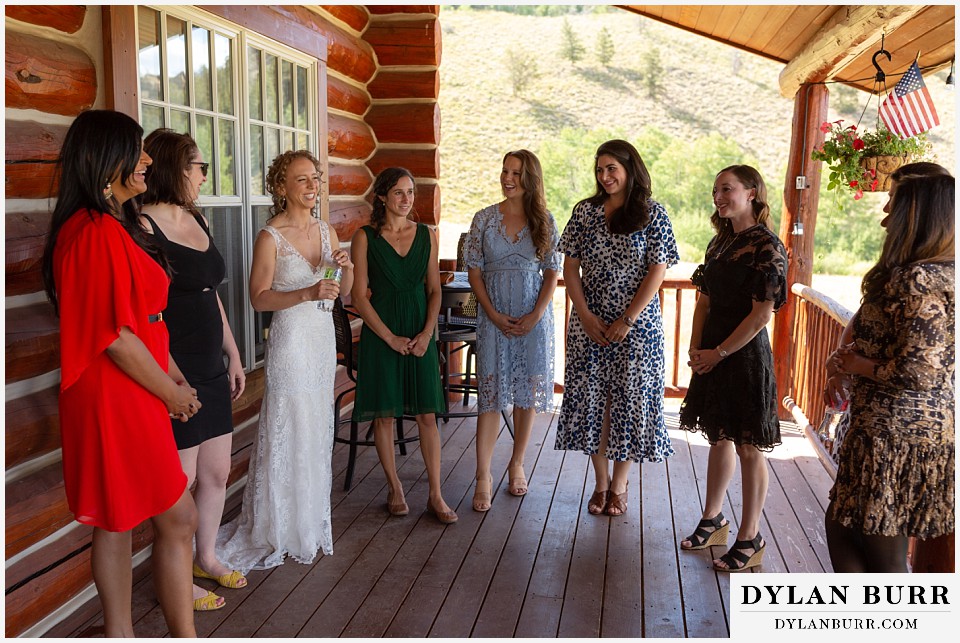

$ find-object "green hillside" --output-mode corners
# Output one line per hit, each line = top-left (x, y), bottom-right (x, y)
(436, 6), (955, 274)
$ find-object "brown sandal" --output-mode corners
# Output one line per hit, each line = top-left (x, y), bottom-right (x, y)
(605, 484), (628, 516)
(587, 490), (610, 515)
(387, 491), (409, 516)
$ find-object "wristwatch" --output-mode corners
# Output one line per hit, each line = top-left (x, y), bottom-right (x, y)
(621, 314), (635, 327)
(717, 345), (729, 359)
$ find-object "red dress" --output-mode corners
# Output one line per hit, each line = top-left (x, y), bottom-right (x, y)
(54, 210), (186, 532)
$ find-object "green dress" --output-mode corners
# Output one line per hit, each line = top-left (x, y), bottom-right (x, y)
(352, 224), (445, 421)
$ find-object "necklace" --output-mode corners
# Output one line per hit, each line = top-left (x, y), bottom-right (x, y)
(714, 224), (755, 258)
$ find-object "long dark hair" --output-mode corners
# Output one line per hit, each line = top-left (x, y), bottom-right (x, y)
(370, 167), (416, 235)
(707, 165), (772, 259)
(585, 139), (652, 234)
(861, 174), (955, 304)
(503, 149), (552, 260)
(41, 110), (167, 315)
(140, 128), (201, 215)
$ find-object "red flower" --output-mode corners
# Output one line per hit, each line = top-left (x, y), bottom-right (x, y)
(870, 179), (880, 191)
(852, 138), (865, 150)
(849, 181), (859, 187)
(849, 125), (857, 131)
(820, 122), (832, 133)
(867, 168), (877, 178)
(854, 189), (864, 200)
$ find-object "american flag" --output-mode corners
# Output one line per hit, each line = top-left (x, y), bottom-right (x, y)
(879, 61), (940, 138)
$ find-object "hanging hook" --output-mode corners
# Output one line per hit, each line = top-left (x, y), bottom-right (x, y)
(872, 33), (892, 84)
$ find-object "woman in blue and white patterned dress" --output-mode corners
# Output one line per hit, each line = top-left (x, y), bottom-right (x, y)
(556, 139), (679, 517)
(464, 150), (560, 512)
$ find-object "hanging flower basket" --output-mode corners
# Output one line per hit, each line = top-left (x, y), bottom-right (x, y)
(859, 154), (911, 192)
(811, 120), (930, 199)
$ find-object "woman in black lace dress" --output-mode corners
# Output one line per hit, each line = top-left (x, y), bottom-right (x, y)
(826, 174), (954, 572)
(677, 165), (786, 572)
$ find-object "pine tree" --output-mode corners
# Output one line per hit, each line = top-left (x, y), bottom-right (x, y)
(560, 18), (585, 65)
(595, 27), (615, 67)
(505, 50), (540, 97)
(642, 48), (663, 98)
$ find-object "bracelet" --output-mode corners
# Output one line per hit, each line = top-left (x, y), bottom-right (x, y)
(716, 345), (729, 359)
(621, 314), (635, 327)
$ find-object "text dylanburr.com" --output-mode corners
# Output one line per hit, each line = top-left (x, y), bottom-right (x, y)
(731, 574), (957, 639)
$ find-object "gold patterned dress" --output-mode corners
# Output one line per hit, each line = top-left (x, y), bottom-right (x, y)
(828, 262), (955, 538)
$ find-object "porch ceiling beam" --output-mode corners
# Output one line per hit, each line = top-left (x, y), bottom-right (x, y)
(778, 5), (925, 98)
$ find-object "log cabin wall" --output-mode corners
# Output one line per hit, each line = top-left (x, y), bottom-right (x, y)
(4, 4), (444, 637)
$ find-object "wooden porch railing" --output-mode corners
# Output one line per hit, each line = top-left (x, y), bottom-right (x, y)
(782, 283), (853, 471)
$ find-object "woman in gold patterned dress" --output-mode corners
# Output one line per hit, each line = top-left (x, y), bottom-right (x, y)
(826, 173), (955, 573)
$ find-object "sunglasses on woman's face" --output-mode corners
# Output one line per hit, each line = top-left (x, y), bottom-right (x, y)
(189, 161), (209, 177)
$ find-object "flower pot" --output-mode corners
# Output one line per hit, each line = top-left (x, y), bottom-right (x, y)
(860, 154), (911, 192)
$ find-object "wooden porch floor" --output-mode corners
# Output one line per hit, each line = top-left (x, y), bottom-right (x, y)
(47, 398), (835, 638)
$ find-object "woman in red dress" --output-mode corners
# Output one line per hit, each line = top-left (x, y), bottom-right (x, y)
(41, 110), (200, 636)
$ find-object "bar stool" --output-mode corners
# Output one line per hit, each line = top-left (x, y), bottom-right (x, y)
(331, 298), (419, 491)
(437, 285), (479, 420)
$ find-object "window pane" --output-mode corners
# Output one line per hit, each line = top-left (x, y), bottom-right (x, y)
(196, 115), (214, 196)
(142, 104), (164, 136)
(247, 47), (262, 120)
(215, 33), (234, 115)
(250, 125), (264, 195)
(192, 26), (212, 111)
(218, 119), (236, 196)
(283, 130), (294, 153)
(138, 7), (162, 101)
(296, 66), (308, 130)
(264, 54), (279, 124)
(166, 16), (188, 106)
(281, 60), (294, 127)
(206, 205), (248, 367)
(171, 109), (190, 135)
(264, 128), (280, 173)
(252, 204), (274, 362)
(297, 132), (309, 152)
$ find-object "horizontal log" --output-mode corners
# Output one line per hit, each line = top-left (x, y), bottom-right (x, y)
(5, 301), (59, 385)
(327, 112), (377, 161)
(5, 461), (72, 558)
(5, 5), (87, 33)
(330, 200), (372, 242)
(329, 163), (373, 196)
(368, 69), (439, 100)
(5, 120), (66, 200)
(327, 75), (370, 115)
(318, 4), (369, 33)
(367, 147), (439, 179)
(413, 182), (440, 227)
(6, 209), (52, 297)
(202, 5), (376, 83)
(364, 17), (441, 67)
(366, 102), (440, 145)
(367, 6), (439, 16)
(5, 30), (96, 116)
(5, 385), (59, 471)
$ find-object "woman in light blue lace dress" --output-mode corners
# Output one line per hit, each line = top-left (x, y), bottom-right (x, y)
(464, 150), (560, 512)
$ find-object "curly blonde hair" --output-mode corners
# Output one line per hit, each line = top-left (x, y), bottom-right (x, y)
(265, 150), (323, 216)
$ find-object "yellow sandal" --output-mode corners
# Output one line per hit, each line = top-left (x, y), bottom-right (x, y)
(193, 563), (248, 589)
(193, 590), (225, 612)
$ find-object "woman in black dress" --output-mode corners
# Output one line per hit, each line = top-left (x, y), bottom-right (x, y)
(140, 129), (247, 610)
(677, 165), (787, 572)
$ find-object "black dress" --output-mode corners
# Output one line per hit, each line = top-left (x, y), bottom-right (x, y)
(679, 224), (787, 450)
(143, 213), (233, 450)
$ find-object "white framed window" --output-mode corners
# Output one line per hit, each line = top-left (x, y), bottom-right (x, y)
(136, 5), (321, 368)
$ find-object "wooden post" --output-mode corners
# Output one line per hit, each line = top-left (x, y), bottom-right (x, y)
(773, 82), (829, 419)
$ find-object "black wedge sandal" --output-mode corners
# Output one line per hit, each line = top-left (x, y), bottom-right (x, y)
(681, 513), (729, 550)
(713, 534), (765, 572)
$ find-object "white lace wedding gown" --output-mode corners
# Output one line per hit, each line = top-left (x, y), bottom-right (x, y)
(216, 222), (335, 573)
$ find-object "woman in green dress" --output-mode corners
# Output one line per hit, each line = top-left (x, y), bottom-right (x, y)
(351, 167), (457, 524)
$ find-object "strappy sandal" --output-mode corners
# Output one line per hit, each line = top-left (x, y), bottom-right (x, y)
(193, 590), (225, 611)
(193, 563), (248, 589)
(473, 476), (493, 512)
(508, 463), (528, 496)
(605, 483), (628, 516)
(587, 490), (610, 515)
(427, 499), (458, 524)
(680, 513), (729, 550)
(714, 534), (765, 572)
(387, 491), (409, 516)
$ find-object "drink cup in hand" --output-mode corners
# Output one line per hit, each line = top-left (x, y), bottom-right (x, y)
(317, 265), (343, 311)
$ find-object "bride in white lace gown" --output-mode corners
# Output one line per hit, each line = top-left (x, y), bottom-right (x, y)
(217, 152), (353, 574)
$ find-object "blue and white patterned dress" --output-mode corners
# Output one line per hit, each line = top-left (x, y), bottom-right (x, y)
(464, 204), (561, 414)
(556, 199), (680, 463)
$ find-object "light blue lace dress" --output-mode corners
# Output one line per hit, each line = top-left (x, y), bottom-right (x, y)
(464, 204), (561, 414)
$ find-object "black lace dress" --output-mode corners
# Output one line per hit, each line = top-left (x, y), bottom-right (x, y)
(679, 225), (787, 449)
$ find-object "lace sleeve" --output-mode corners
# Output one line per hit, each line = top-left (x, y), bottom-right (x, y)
(463, 207), (487, 270)
(748, 232), (788, 311)
(540, 213), (562, 272)
(873, 265), (955, 390)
